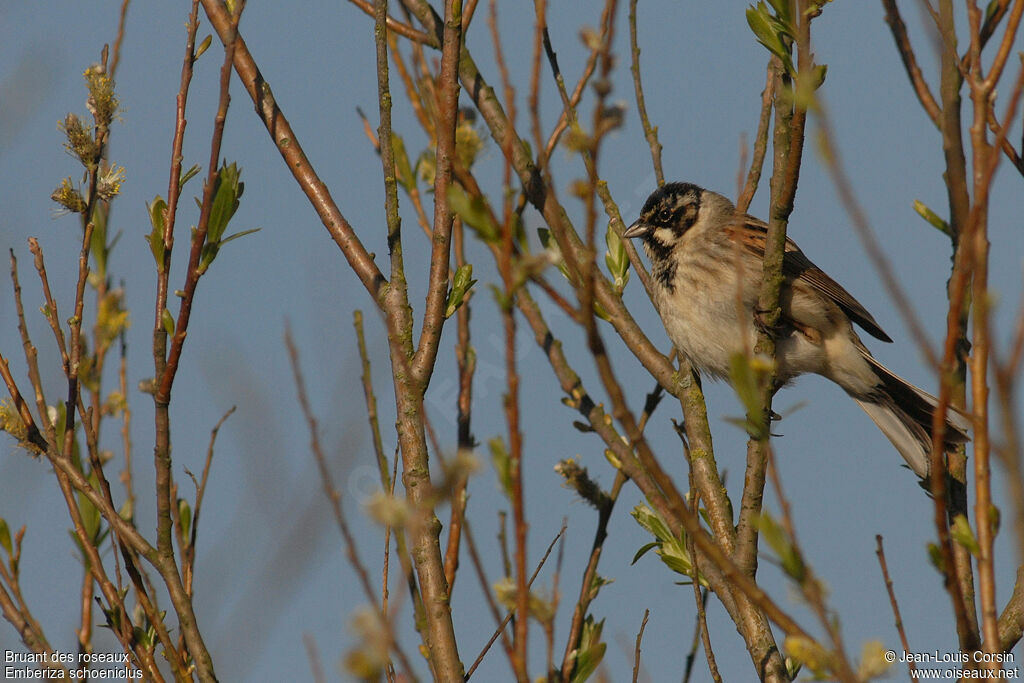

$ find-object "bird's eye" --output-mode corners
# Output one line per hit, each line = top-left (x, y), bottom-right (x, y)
(657, 208), (673, 222)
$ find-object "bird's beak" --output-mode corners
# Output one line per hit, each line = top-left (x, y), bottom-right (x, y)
(622, 220), (648, 239)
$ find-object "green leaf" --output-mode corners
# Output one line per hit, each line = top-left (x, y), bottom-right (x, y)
(570, 616), (606, 683)
(118, 499), (133, 522)
(756, 512), (806, 581)
(90, 203), (109, 280)
(586, 573), (613, 601)
(178, 498), (193, 545)
(489, 437), (513, 498)
(447, 185), (499, 243)
(768, 0), (794, 26)
(746, 3), (794, 74)
(537, 228), (572, 282)
(630, 504), (707, 584)
(631, 541), (660, 565)
(392, 134), (415, 192)
(416, 150), (436, 187)
(0, 518), (11, 555)
(728, 352), (769, 439)
(162, 308), (175, 337)
(984, 0), (1001, 22)
(145, 196), (167, 269)
(926, 542), (945, 571)
(950, 514), (980, 557)
(78, 472), (103, 546)
(219, 227), (261, 246)
(445, 263), (477, 318)
(913, 199), (952, 237)
(604, 223), (630, 293)
(206, 161), (243, 244)
(194, 35), (213, 61)
(809, 63), (828, 90)
(180, 164), (202, 188)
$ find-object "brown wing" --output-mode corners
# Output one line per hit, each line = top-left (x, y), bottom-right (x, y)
(730, 216), (893, 343)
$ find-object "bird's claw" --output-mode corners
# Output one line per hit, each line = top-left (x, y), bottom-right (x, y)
(753, 306), (784, 337)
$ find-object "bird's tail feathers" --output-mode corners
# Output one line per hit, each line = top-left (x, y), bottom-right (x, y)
(854, 357), (970, 479)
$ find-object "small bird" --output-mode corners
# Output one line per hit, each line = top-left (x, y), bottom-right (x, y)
(623, 182), (969, 478)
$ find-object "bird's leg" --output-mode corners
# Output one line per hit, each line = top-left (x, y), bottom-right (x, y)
(752, 305), (786, 338)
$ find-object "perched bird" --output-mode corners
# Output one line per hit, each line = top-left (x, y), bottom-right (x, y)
(623, 182), (969, 478)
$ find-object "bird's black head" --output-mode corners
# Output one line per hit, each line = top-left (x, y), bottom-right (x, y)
(622, 183), (705, 291)
(624, 182), (703, 243)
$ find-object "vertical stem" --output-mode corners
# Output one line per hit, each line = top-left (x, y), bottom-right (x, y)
(374, 0), (464, 677)
(966, 0), (999, 661)
(937, 0), (981, 649)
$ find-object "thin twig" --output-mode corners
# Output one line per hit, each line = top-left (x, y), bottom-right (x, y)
(765, 444), (857, 681)
(303, 633), (327, 683)
(628, 0), (663, 185)
(108, 0), (132, 79)
(684, 467), (721, 683)
(347, 0), (439, 46)
(464, 524), (566, 681)
(631, 608), (649, 683)
(882, 0), (942, 127)
(409, 0), (461, 386)
(875, 535), (917, 676)
(461, 520), (517, 676)
(181, 406), (235, 595)
(443, 219), (474, 592)
(736, 63), (775, 213)
(284, 329), (417, 681)
(351, 312), (421, 623)
(487, 3), (529, 677)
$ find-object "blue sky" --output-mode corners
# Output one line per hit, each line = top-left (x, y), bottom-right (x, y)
(1, 2), (1022, 681)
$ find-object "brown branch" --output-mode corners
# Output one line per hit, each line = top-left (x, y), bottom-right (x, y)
(107, 0), (132, 79)
(766, 445), (857, 681)
(27, 239), (70, 375)
(303, 632), (327, 683)
(347, 0), (438, 46)
(463, 524), (565, 681)
(443, 220), (474, 593)
(486, 3), (530, 677)
(631, 608), (650, 683)
(198, 1), (464, 675)
(982, 0), (1024, 91)
(513, 274), (812, 642)
(409, 0), (462, 386)
(460, 520), (516, 678)
(198, 0), (386, 299)
(559, 471), (625, 680)
(875, 535), (917, 676)
(1, 267), (47, 454)
(733, 40), (804, 680)
(10, 251), (55, 445)
(737, 63), (775, 213)
(540, 19), (603, 167)
(998, 567), (1024, 649)
(373, 0), (463, 674)
(964, 1), (1015, 662)
(353, 311), (425, 628)
(683, 479), (722, 683)
(285, 329), (417, 681)
(0, 528), (57, 660)
(181, 405), (234, 597)
(627, 0), (663, 185)
(530, 0), (547, 170)
(881, 0), (942, 127)
(401, 5), (814, 676)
